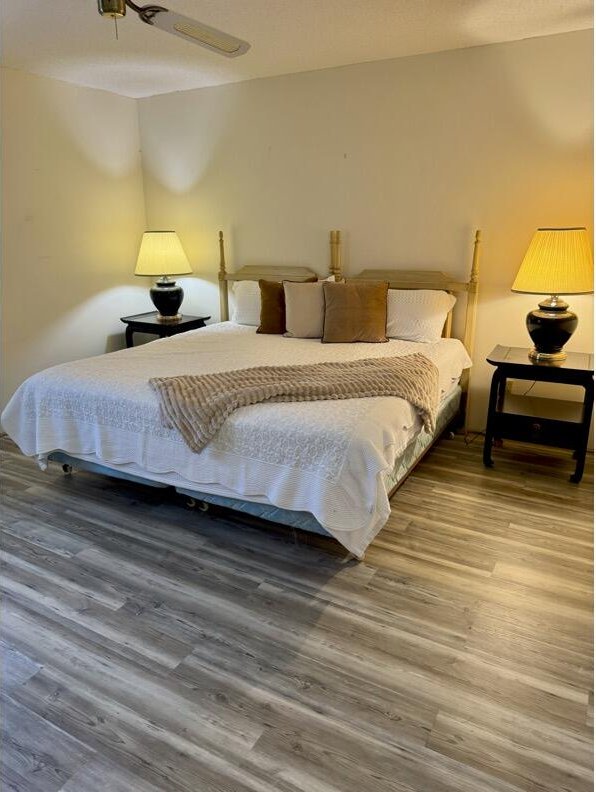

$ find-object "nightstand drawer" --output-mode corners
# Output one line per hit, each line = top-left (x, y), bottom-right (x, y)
(494, 412), (581, 449)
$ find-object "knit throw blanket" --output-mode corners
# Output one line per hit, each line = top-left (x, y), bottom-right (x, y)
(150, 353), (439, 453)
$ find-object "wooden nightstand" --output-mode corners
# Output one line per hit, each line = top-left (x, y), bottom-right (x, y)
(483, 345), (593, 483)
(121, 312), (211, 348)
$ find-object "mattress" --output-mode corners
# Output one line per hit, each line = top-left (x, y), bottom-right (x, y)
(1, 322), (472, 557)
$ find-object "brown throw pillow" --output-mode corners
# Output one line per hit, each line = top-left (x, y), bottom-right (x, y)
(322, 280), (389, 343)
(257, 277), (317, 335)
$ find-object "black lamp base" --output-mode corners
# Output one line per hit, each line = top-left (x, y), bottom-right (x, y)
(150, 278), (184, 323)
(526, 296), (577, 362)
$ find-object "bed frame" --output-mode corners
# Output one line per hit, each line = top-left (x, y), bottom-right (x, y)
(51, 228), (481, 556)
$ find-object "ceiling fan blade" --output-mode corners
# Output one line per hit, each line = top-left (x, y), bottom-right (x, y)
(147, 9), (250, 57)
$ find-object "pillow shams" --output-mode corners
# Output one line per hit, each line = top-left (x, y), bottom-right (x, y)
(322, 280), (389, 343)
(283, 282), (325, 338)
(386, 289), (456, 343)
(231, 280), (261, 326)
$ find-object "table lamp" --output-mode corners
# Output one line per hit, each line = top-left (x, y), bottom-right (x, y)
(511, 227), (593, 362)
(135, 231), (193, 322)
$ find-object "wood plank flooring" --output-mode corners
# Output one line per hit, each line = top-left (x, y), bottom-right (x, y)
(1, 434), (592, 791)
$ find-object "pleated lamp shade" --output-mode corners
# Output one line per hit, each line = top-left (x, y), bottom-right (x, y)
(512, 227), (593, 295)
(135, 231), (192, 277)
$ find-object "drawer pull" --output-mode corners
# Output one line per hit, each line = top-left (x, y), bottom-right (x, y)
(531, 422), (542, 433)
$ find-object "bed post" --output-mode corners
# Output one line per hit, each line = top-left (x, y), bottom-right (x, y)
(330, 230), (342, 280)
(461, 229), (481, 431)
(218, 230), (229, 322)
(443, 309), (453, 339)
(463, 229), (481, 355)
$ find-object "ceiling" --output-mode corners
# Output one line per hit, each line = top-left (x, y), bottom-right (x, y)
(1, 0), (592, 99)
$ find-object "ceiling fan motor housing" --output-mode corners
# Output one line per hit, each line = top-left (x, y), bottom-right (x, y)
(98, 0), (126, 17)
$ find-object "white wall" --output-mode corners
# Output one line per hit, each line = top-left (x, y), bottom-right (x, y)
(138, 30), (593, 431)
(1, 69), (149, 408)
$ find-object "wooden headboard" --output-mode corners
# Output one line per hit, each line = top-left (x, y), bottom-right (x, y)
(350, 231), (481, 427)
(217, 230), (343, 322)
(218, 229), (480, 353)
(217, 226), (480, 381)
(216, 227), (480, 427)
(350, 229), (481, 358)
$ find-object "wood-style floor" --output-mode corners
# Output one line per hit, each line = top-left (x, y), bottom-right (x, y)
(1, 434), (593, 792)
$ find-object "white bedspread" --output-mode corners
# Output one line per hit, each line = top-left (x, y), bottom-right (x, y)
(1, 322), (471, 557)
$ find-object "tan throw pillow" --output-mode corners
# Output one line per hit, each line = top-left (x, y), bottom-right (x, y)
(257, 277), (316, 335)
(322, 280), (389, 343)
(284, 281), (325, 338)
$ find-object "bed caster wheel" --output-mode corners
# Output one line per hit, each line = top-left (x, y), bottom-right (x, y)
(447, 431), (455, 440)
(185, 498), (209, 512)
(62, 464), (73, 475)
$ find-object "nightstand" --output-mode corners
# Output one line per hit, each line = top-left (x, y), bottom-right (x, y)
(121, 312), (211, 348)
(483, 345), (593, 483)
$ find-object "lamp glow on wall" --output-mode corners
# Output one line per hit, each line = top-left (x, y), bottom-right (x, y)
(135, 231), (192, 322)
(512, 227), (593, 362)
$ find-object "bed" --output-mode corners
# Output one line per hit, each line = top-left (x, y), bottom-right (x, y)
(1, 230), (480, 558)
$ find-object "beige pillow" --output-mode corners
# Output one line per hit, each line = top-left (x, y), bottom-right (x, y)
(257, 277), (317, 335)
(283, 281), (325, 338)
(322, 280), (389, 343)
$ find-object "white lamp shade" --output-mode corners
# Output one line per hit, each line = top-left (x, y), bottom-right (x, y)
(134, 231), (192, 277)
(512, 227), (593, 295)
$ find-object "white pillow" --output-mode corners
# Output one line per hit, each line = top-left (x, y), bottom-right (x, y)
(283, 282), (325, 338)
(386, 289), (456, 343)
(231, 280), (261, 325)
